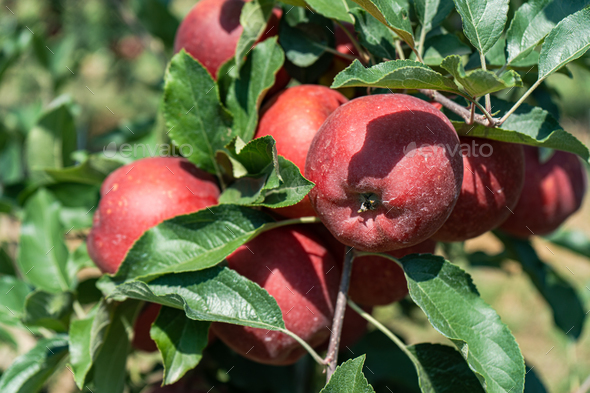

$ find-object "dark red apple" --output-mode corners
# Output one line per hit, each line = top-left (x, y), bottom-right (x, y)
(305, 94), (463, 252)
(500, 146), (586, 238)
(255, 85), (348, 217)
(211, 226), (340, 365)
(433, 137), (525, 242)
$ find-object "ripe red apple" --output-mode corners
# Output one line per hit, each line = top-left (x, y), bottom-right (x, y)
(87, 157), (220, 274)
(174, 0), (288, 89)
(133, 303), (161, 352)
(211, 226), (340, 365)
(500, 146), (587, 238)
(255, 85), (348, 217)
(305, 94), (463, 252)
(432, 137), (525, 242)
(348, 239), (436, 306)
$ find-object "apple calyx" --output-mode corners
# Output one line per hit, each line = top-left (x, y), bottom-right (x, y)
(357, 193), (380, 213)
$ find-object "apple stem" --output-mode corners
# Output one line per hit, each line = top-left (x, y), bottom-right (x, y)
(325, 246), (354, 381)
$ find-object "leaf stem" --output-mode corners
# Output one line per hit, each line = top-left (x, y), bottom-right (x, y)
(325, 246), (354, 381)
(348, 300), (418, 364)
(394, 40), (406, 60)
(281, 328), (326, 366)
(417, 26), (427, 59)
(271, 216), (321, 228)
(73, 300), (86, 319)
(333, 20), (369, 64)
(313, 43), (358, 63)
(498, 78), (544, 125)
(479, 52), (492, 113)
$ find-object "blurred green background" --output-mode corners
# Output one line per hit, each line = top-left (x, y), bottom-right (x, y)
(1, 0), (589, 392)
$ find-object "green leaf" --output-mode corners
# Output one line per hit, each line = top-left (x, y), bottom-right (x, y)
(110, 204), (280, 282)
(441, 55), (522, 97)
(545, 230), (590, 259)
(350, 8), (397, 60)
(234, 0), (276, 72)
(219, 137), (314, 208)
(401, 254), (525, 393)
(538, 7), (590, 80)
(0, 325), (17, 349)
(321, 355), (374, 392)
(68, 301), (112, 389)
(222, 38), (284, 141)
(495, 232), (586, 340)
(452, 0), (509, 55)
(107, 265), (285, 331)
(17, 189), (72, 293)
(0, 133), (24, 185)
(0, 243), (16, 276)
(41, 153), (128, 186)
(418, 34), (472, 66)
(506, 0), (590, 65)
(0, 336), (68, 393)
(306, 0), (355, 22)
(451, 98), (590, 162)
(88, 300), (142, 393)
(0, 28), (33, 83)
(133, 0), (180, 49)
(279, 12), (335, 67)
(66, 243), (95, 281)
(151, 307), (210, 385)
(408, 343), (486, 392)
(25, 96), (77, 176)
(0, 276), (32, 326)
(163, 50), (233, 176)
(22, 290), (73, 332)
(350, 0), (414, 47)
(332, 59), (460, 93)
(414, 0), (454, 33)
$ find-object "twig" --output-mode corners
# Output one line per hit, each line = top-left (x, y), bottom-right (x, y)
(417, 89), (493, 126)
(281, 328), (326, 366)
(325, 246), (354, 381)
(468, 102), (475, 125)
(498, 78), (543, 125)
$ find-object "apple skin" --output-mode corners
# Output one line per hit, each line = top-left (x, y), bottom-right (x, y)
(305, 94), (463, 252)
(211, 226), (340, 365)
(132, 303), (161, 352)
(499, 146), (587, 238)
(174, 0), (288, 87)
(255, 85), (348, 218)
(87, 157), (220, 274)
(432, 137), (525, 242)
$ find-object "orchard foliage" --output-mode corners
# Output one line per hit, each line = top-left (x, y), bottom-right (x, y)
(0, 0), (590, 392)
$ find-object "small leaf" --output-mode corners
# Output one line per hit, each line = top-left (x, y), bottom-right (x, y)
(401, 254), (525, 393)
(506, 0), (590, 65)
(0, 336), (68, 393)
(332, 59), (460, 93)
(22, 290), (73, 332)
(350, 8), (397, 60)
(111, 204), (279, 282)
(234, 0), (276, 72)
(25, 96), (77, 176)
(496, 232), (586, 339)
(163, 50), (233, 176)
(321, 355), (375, 392)
(414, 0), (454, 33)
(68, 300), (112, 389)
(151, 307), (210, 385)
(350, 0), (414, 47)
(88, 300), (142, 393)
(408, 343), (485, 392)
(538, 7), (590, 80)
(441, 55), (522, 97)
(452, 98), (590, 162)
(0, 276), (32, 326)
(306, 0), (355, 22)
(452, 0), (509, 55)
(221, 38), (285, 141)
(279, 12), (335, 67)
(106, 265), (285, 331)
(17, 189), (71, 293)
(41, 153), (128, 186)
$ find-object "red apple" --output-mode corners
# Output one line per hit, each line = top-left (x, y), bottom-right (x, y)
(174, 0), (288, 88)
(211, 226), (340, 365)
(87, 157), (220, 274)
(432, 137), (525, 242)
(255, 85), (348, 217)
(132, 303), (161, 352)
(499, 146), (587, 238)
(305, 94), (463, 252)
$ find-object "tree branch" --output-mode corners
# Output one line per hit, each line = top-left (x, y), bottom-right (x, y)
(325, 246), (354, 381)
(418, 89), (495, 127)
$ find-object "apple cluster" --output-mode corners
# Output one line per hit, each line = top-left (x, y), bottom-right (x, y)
(87, 0), (587, 369)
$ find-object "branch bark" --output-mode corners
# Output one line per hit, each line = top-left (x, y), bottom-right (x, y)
(418, 89), (498, 127)
(325, 246), (354, 381)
